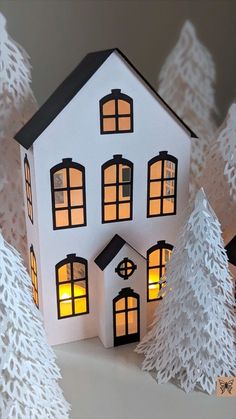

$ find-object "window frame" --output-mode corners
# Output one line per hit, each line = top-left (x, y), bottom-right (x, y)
(24, 154), (33, 224)
(30, 245), (39, 308)
(147, 151), (178, 218)
(147, 240), (173, 302)
(101, 154), (133, 224)
(55, 253), (89, 320)
(115, 257), (137, 280)
(113, 287), (140, 346)
(50, 158), (87, 230)
(100, 89), (134, 134)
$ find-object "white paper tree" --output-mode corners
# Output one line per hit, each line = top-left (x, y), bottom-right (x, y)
(0, 12), (37, 263)
(158, 21), (217, 189)
(0, 233), (70, 418)
(199, 103), (236, 244)
(136, 189), (236, 394)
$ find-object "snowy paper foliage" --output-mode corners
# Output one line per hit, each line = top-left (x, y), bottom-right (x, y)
(0, 12), (37, 262)
(199, 104), (236, 243)
(158, 21), (217, 183)
(136, 189), (236, 394)
(0, 233), (70, 418)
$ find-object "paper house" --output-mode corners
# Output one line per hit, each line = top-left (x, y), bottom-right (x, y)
(14, 48), (196, 347)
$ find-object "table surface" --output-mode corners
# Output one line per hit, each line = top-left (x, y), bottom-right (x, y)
(54, 337), (236, 419)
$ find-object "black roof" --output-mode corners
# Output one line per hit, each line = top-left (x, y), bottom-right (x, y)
(94, 234), (145, 271)
(14, 48), (197, 149)
(225, 235), (236, 266)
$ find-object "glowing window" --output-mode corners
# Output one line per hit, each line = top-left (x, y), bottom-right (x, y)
(56, 254), (89, 319)
(102, 155), (133, 223)
(147, 241), (173, 301)
(30, 245), (39, 307)
(113, 288), (140, 346)
(147, 151), (177, 217)
(115, 258), (137, 280)
(50, 159), (86, 230)
(24, 155), (33, 224)
(100, 89), (133, 134)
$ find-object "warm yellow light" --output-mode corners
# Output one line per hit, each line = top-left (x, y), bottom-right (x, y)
(59, 283), (87, 317)
(148, 270), (160, 299)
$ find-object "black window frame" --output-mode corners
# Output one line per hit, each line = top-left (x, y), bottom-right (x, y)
(30, 245), (39, 308)
(50, 158), (87, 230)
(147, 151), (178, 218)
(113, 287), (140, 346)
(55, 253), (89, 320)
(102, 154), (133, 224)
(100, 89), (134, 134)
(147, 240), (173, 302)
(115, 257), (137, 280)
(24, 154), (33, 224)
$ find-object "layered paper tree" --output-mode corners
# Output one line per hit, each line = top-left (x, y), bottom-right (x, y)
(0, 233), (70, 418)
(136, 189), (236, 394)
(0, 12), (37, 263)
(199, 103), (236, 244)
(158, 21), (217, 193)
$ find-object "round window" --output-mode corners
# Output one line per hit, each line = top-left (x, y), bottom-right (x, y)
(115, 258), (137, 280)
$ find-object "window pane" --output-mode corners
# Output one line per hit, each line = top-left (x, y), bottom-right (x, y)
(58, 263), (71, 282)
(149, 249), (160, 267)
(150, 181), (161, 198)
(103, 118), (116, 132)
(115, 313), (126, 336)
(59, 283), (72, 300)
(119, 185), (131, 201)
(118, 117), (131, 131)
(71, 208), (84, 225)
(115, 298), (125, 311)
(148, 268), (160, 285)
(55, 210), (69, 227)
(55, 191), (68, 208)
(73, 262), (86, 279)
(163, 180), (175, 197)
(53, 169), (67, 189)
(118, 99), (131, 115)
(70, 189), (83, 206)
(163, 198), (175, 214)
(164, 160), (175, 178)
(60, 300), (72, 317)
(127, 297), (137, 309)
(69, 168), (82, 187)
(103, 100), (115, 115)
(128, 310), (138, 334)
(119, 164), (131, 183)
(104, 165), (117, 184)
(150, 161), (162, 180)
(163, 248), (172, 264)
(148, 283), (160, 300)
(104, 186), (116, 203)
(104, 204), (117, 221)
(149, 199), (161, 216)
(119, 202), (130, 219)
(74, 281), (86, 297)
(74, 297), (87, 314)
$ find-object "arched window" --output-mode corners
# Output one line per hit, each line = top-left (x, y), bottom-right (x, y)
(56, 254), (89, 319)
(102, 155), (133, 223)
(147, 151), (177, 217)
(147, 241), (173, 301)
(24, 154), (33, 223)
(113, 288), (140, 346)
(100, 89), (133, 134)
(50, 158), (86, 230)
(30, 245), (39, 307)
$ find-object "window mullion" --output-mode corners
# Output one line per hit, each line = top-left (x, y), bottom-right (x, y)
(71, 261), (75, 315)
(67, 167), (72, 227)
(116, 163), (119, 221)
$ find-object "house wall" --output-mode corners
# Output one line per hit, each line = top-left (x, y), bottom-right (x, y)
(98, 244), (146, 348)
(31, 51), (191, 345)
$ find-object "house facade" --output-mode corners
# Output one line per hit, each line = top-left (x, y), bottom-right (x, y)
(15, 49), (195, 347)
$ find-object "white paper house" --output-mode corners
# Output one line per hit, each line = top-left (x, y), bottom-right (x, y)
(14, 48), (196, 347)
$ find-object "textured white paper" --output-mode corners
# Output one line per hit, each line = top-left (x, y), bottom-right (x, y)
(136, 189), (236, 394)
(0, 233), (71, 418)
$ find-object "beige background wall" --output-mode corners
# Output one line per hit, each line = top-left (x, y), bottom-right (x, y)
(1, 0), (235, 124)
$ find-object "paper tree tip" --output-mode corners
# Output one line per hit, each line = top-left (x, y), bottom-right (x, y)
(181, 20), (196, 35)
(0, 12), (7, 29)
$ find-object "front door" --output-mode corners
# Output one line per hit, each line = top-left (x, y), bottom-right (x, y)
(113, 287), (140, 346)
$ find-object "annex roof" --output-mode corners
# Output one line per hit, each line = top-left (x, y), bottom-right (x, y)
(94, 234), (145, 271)
(225, 235), (236, 266)
(14, 48), (197, 149)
